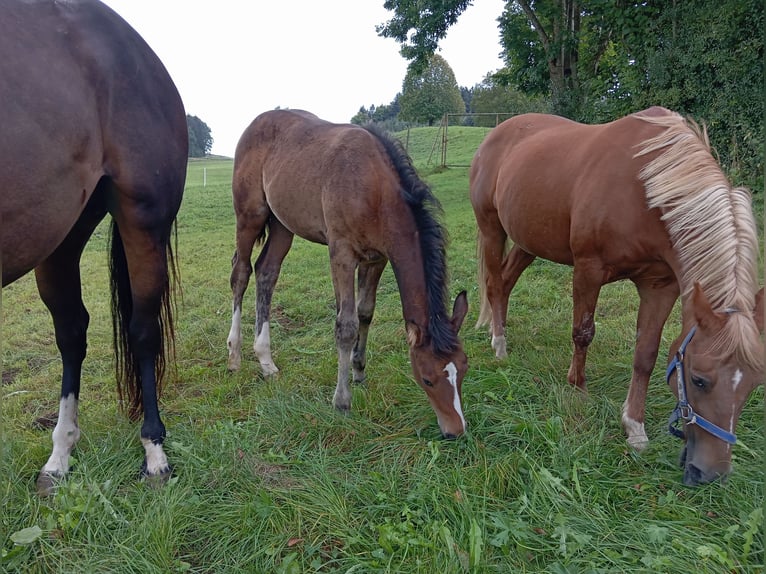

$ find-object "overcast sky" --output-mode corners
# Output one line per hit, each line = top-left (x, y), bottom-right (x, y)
(101, 1), (506, 157)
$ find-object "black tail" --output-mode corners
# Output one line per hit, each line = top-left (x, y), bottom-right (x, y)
(109, 220), (178, 421)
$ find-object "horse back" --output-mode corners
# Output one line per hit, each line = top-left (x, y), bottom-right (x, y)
(233, 110), (404, 247)
(470, 112), (673, 268)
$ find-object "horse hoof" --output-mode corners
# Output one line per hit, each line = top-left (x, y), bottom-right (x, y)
(333, 403), (351, 415)
(227, 357), (241, 372)
(141, 463), (173, 489)
(260, 363), (279, 378)
(36, 471), (62, 497)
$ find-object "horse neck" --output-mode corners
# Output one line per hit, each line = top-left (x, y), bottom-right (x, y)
(387, 235), (432, 331)
(389, 245), (429, 332)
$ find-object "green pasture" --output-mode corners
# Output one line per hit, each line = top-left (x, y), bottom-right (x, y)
(1, 128), (763, 573)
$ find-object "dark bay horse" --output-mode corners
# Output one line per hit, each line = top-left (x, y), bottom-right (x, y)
(470, 107), (763, 485)
(1, 0), (187, 493)
(227, 110), (468, 437)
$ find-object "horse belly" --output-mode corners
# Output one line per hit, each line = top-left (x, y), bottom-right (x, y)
(498, 190), (575, 265)
(264, 181), (328, 245)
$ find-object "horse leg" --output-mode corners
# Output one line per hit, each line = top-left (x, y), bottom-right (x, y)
(622, 279), (679, 450)
(329, 244), (359, 413)
(495, 245), (536, 357)
(34, 194), (107, 495)
(252, 220), (293, 377)
(110, 209), (176, 481)
(478, 219), (535, 358)
(568, 261), (604, 389)
(228, 207), (267, 372)
(352, 258), (387, 384)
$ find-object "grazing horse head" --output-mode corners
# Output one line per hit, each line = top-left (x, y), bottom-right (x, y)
(668, 284), (764, 485)
(407, 293), (469, 438)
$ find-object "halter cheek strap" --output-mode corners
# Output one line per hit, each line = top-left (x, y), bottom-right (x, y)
(665, 325), (737, 445)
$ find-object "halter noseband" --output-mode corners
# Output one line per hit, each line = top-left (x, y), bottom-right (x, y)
(665, 325), (737, 445)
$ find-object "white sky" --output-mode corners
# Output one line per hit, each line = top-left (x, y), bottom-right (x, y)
(101, 1), (506, 157)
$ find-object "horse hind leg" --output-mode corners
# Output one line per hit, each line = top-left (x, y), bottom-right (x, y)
(622, 278), (678, 450)
(568, 260), (604, 390)
(34, 191), (107, 495)
(110, 198), (179, 482)
(352, 258), (387, 384)
(252, 220), (293, 377)
(477, 219), (534, 358)
(228, 215), (263, 371)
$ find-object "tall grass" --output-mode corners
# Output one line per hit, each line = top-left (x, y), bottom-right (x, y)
(1, 127), (763, 573)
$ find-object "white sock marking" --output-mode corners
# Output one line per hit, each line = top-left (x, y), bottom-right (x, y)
(141, 438), (170, 476)
(621, 409), (649, 451)
(254, 321), (279, 376)
(41, 394), (80, 476)
(444, 362), (466, 431)
(227, 306), (243, 370)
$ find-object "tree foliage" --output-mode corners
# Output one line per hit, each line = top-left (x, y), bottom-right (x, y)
(470, 75), (547, 127)
(187, 114), (213, 157)
(399, 54), (465, 125)
(378, 0), (764, 188)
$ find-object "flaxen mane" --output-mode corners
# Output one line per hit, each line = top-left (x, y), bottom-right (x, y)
(634, 110), (761, 369)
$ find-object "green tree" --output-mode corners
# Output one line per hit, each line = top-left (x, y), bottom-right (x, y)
(186, 114), (213, 157)
(470, 74), (547, 127)
(399, 54), (465, 126)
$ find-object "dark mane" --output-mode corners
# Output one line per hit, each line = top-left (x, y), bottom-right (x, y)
(363, 123), (459, 356)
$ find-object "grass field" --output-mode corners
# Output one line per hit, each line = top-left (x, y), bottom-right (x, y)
(1, 127), (763, 573)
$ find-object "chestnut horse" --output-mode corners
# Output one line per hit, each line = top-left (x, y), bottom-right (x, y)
(1, 1), (186, 493)
(470, 107), (763, 485)
(227, 110), (468, 437)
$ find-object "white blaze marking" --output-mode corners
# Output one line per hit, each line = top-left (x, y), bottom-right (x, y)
(444, 362), (466, 431)
(41, 394), (81, 476)
(731, 369), (743, 392)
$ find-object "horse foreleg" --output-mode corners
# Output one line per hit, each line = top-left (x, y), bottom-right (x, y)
(568, 262), (604, 390)
(252, 222), (293, 377)
(352, 259), (387, 384)
(622, 279), (679, 450)
(330, 246), (359, 413)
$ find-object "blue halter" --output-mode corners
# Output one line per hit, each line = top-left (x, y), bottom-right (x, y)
(665, 326), (737, 445)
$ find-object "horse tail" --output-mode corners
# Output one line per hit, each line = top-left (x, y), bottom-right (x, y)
(109, 220), (178, 421)
(475, 228), (492, 329)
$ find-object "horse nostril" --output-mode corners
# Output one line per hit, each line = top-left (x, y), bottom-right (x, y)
(442, 433), (457, 441)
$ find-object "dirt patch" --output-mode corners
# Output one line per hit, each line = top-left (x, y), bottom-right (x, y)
(2, 367), (20, 386)
(272, 305), (305, 331)
(32, 412), (58, 430)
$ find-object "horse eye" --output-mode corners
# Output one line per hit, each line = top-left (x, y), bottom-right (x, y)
(423, 379), (434, 387)
(691, 375), (708, 389)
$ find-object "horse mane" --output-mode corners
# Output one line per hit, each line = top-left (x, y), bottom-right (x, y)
(633, 110), (762, 369)
(363, 123), (459, 356)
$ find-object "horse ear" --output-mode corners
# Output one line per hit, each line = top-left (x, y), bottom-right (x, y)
(406, 322), (423, 347)
(451, 291), (468, 333)
(753, 287), (764, 334)
(691, 282), (726, 331)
